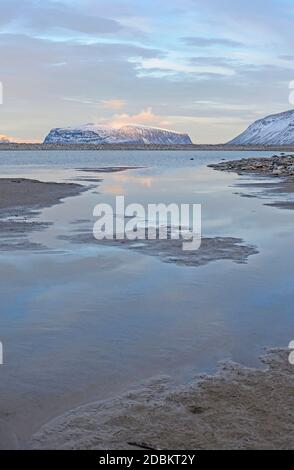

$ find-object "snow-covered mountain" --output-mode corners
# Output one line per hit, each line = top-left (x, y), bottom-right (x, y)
(44, 124), (193, 145)
(228, 110), (294, 145)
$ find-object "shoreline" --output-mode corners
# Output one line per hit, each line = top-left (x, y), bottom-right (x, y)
(209, 154), (294, 209)
(2, 143), (294, 151)
(208, 153), (294, 178)
(29, 348), (294, 450)
(0, 178), (84, 212)
(0, 178), (85, 250)
(0, 161), (293, 449)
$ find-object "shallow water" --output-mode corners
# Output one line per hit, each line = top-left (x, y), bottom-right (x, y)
(0, 150), (293, 447)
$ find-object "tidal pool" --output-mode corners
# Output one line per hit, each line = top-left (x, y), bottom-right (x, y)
(0, 150), (293, 448)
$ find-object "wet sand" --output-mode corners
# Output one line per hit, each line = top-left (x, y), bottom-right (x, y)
(78, 166), (143, 173)
(30, 348), (294, 450)
(61, 230), (258, 267)
(0, 178), (84, 250)
(0, 178), (83, 212)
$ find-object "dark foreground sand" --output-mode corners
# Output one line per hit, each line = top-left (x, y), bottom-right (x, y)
(30, 348), (294, 450)
(62, 230), (258, 267)
(0, 178), (84, 250)
(0, 178), (83, 211)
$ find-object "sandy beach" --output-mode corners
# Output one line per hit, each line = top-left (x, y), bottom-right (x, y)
(30, 348), (294, 450)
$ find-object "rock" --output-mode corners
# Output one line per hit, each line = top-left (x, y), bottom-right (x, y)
(44, 124), (193, 145)
(209, 154), (294, 179)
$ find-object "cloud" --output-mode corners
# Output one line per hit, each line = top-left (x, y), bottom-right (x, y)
(106, 107), (171, 128)
(134, 58), (235, 77)
(0, 133), (36, 143)
(188, 56), (237, 67)
(187, 100), (260, 112)
(1, 0), (123, 36)
(182, 36), (244, 47)
(29, 9), (122, 36)
(118, 16), (153, 34)
(186, 0), (294, 47)
(279, 55), (294, 61)
(102, 99), (127, 109)
(63, 97), (127, 111)
(0, 134), (13, 143)
(1, 0), (294, 143)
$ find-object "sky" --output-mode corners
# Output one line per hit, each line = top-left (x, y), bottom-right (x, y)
(1, 0), (294, 143)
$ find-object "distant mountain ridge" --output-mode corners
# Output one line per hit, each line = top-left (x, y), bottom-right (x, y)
(44, 124), (193, 145)
(228, 109), (294, 145)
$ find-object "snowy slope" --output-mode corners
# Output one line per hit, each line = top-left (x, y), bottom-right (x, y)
(44, 124), (193, 145)
(228, 109), (294, 145)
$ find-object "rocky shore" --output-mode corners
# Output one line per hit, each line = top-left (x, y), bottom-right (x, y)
(208, 154), (294, 210)
(208, 154), (294, 178)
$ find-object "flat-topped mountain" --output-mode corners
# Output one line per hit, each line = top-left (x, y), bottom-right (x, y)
(44, 124), (193, 145)
(228, 109), (294, 145)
